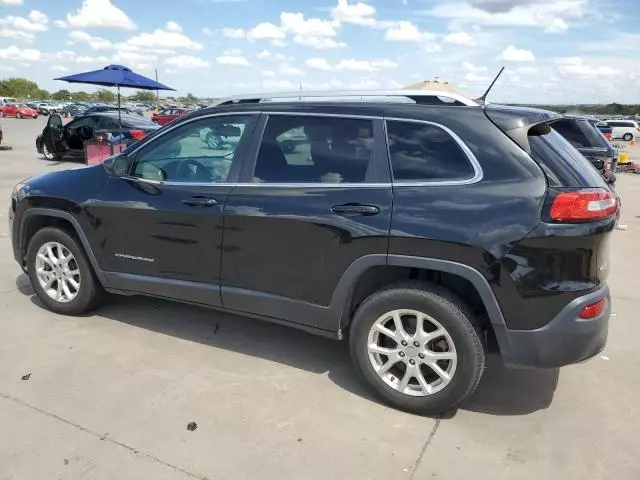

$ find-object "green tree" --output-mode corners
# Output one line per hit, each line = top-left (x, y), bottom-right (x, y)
(96, 89), (116, 102)
(179, 92), (198, 104)
(72, 91), (91, 101)
(0, 77), (42, 99)
(51, 89), (71, 100)
(130, 90), (157, 103)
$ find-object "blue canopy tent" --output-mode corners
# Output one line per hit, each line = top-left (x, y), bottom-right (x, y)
(55, 64), (175, 125)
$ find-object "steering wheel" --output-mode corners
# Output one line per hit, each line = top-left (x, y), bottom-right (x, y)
(176, 159), (210, 182)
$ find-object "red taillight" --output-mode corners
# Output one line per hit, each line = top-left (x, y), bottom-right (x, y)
(579, 298), (607, 319)
(550, 189), (618, 222)
(130, 129), (146, 140)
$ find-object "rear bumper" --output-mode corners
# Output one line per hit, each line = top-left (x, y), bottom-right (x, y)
(498, 285), (610, 369)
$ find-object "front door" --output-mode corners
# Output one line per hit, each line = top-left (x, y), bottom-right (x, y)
(221, 112), (393, 329)
(88, 113), (259, 306)
(43, 114), (64, 155)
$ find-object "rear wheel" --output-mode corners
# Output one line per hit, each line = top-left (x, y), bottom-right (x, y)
(27, 227), (104, 315)
(16, 112), (21, 119)
(349, 282), (485, 414)
(623, 133), (633, 141)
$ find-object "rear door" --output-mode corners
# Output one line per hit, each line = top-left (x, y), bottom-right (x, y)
(221, 112), (393, 329)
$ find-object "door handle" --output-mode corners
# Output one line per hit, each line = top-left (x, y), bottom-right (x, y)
(331, 203), (380, 216)
(183, 196), (218, 207)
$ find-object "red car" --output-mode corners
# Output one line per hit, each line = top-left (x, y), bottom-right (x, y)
(151, 108), (188, 126)
(0, 103), (38, 119)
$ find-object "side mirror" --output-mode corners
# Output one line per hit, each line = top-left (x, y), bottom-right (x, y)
(103, 154), (130, 177)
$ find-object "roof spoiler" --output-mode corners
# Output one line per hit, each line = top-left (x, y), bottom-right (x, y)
(485, 105), (561, 153)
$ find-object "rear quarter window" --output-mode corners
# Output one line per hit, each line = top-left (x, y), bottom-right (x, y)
(386, 120), (476, 182)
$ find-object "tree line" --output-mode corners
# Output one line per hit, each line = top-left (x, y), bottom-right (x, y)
(0, 77), (200, 104)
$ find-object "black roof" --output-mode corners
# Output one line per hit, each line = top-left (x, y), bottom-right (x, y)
(87, 112), (157, 125)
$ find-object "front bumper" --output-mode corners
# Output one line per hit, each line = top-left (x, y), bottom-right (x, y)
(498, 285), (610, 369)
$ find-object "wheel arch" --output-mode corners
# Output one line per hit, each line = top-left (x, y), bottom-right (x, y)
(330, 255), (512, 355)
(20, 208), (108, 287)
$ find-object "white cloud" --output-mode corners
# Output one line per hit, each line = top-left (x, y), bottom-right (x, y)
(271, 39), (288, 47)
(221, 27), (245, 38)
(280, 12), (337, 37)
(0, 45), (42, 61)
(53, 20), (67, 28)
(545, 18), (568, 33)
(331, 0), (377, 26)
(261, 70), (275, 77)
(516, 66), (538, 73)
(554, 56), (583, 65)
(247, 22), (285, 41)
(202, 27), (213, 37)
(216, 54), (250, 66)
(464, 72), (489, 82)
(54, 50), (75, 61)
(125, 25), (203, 51)
(279, 63), (304, 75)
(263, 79), (296, 90)
(75, 55), (109, 64)
(294, 36), (346, 49)
(500, 45), (535, 61)
(306, 57), (332, 70)
(0, 10), (49, 32)
(444, 31), (476, 46)
(68, 30), (112, 50)
(66, 0), (137, 30)
(371, 58), (398, 68)
(336, 59), (375, 71)
(462, 61), (487, 72)
(164, 55), (211, 69)
(0, 28), (35, 41)
(257, 50), (285, 60)
(384, 21), (424, 42)
(165, 21), (182, 33)
(0, 0), (24, 4)
(52, 65), (69, 72)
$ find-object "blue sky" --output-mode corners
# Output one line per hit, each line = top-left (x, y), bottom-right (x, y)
(0, 0), (638, 103)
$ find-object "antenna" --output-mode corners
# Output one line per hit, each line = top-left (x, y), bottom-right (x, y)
(475, 66), (505, 105)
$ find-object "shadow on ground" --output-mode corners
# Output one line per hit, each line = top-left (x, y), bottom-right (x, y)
(16, 274), (558, 417)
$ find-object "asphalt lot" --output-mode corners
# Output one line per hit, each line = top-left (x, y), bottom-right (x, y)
(1, 116), (639, 480)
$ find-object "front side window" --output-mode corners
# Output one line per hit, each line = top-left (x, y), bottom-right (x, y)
(386, 120), (475, 182)
(252, 115), (374, 183)
(131, 115), (254, 183)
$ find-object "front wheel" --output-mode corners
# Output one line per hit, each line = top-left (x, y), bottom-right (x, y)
(27, 227), (104, 315)
(349, 282), (485, 414)
(16, 112), (21, 119)
(42, 143), (57, 160)
(623, 133), (634, 141)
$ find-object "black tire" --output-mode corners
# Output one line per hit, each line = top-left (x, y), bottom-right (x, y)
(623, 133), (633, 141)
(349, 281), (485, 414)
(26, 227), (104, 315)
(16, 112), (21, 119)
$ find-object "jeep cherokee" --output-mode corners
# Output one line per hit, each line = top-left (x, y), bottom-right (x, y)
(9, 90), (618, 414)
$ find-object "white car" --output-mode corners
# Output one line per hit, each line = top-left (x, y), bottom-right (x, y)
(603, 119), (639, 141)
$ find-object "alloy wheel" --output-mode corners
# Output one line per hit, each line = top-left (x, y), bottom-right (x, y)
(367, 309), (457, 396)
(35, 241), (81, 303)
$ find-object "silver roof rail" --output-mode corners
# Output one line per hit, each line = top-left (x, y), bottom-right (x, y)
(211, 89), (479, 107)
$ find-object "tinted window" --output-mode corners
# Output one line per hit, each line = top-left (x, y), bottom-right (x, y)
(529, 126), (607, 188)
(552, 119), (608, 148)
(386, 121), (474, 182)
(252, 115), (374, 183)
(132, 115), (254, 183)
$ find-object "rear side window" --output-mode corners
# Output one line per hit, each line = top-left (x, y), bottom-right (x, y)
(528, 125), (607, 188)
(386, 120), (475, 182)
(552, 119), (608, 148)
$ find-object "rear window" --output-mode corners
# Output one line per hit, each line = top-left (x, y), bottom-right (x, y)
(386, 120), (475, 182)
(528, 125), (608, 188)
(552, 119), (608, 149)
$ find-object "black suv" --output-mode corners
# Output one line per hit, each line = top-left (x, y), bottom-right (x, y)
(9, 91), (617, 414)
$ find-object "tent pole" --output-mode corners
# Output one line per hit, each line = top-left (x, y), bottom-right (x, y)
(117, 85), (122, 128)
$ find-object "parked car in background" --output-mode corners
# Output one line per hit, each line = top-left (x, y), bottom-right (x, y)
(61, 103), (89, 117)
(602, 119), (639, 141)
(11, 90), (618, 414)
(36, 112), (159, 162)
(151, 107), (188, 125)
(552, 116), (617, 185)
(77, 105), (136, 117)
(0, 103), (38, 119)
(593, 122), (613, 141)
